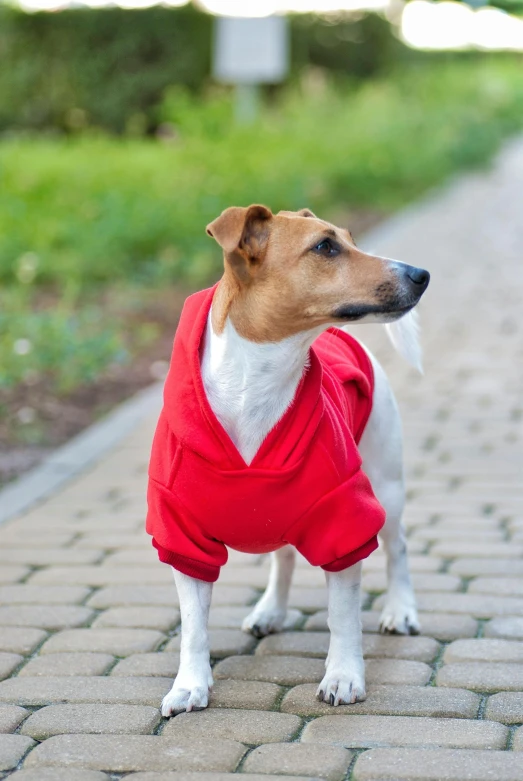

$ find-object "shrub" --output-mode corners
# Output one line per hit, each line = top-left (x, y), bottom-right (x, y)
(0, 289), (129, 392)
(0, 5), (410, 134)
(0, 4), (212, 133)
(1, 58), (522, 290)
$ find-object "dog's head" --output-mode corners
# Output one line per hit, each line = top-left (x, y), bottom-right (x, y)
(207, 204), (429, 341)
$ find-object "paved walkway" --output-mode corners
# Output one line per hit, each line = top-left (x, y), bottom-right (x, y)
(1, 138), (523, 781)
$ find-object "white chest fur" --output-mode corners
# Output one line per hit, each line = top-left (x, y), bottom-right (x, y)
(200, 310), (323, 465)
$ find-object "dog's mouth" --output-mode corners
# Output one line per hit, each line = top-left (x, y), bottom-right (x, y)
(332, 301), (415, 322)
(381, 303), (417, 322)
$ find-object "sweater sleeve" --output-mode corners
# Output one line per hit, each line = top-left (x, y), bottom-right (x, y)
(284, 467), (385, 571)
(146, 410), (228, 583)
(146, 477), (228, 583)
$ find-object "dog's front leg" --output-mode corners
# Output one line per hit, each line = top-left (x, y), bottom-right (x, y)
(161, 568), (213, 717)
(317, 561), (366, 706)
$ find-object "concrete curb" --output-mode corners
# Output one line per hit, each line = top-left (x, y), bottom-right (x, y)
(0, 381), (163, 527)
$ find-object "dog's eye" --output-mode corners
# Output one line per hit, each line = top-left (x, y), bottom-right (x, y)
(313, 239), (339, 257)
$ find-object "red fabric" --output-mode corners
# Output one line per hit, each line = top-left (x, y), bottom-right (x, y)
(146, 285), (386, 582)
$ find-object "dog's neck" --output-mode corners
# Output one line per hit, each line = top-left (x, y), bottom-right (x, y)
(200, 306), (323, 465)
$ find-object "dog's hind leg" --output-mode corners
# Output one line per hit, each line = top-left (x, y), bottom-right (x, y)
(375, 479), (419, 635)
(358, 351), (420, 635)
(242, 545), (296, 638)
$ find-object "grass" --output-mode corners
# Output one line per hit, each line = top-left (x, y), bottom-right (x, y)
(2, 55), (523, 439)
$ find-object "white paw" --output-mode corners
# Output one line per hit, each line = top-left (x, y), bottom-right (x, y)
(242, 602), (285, 637)
(379, 595), (420, 635)
(161, 671), (213, 717)
(317, 665), (366, 706)
(242, 603), (301, 638)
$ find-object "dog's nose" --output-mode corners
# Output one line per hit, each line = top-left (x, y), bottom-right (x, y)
(406, 266), (430, 290)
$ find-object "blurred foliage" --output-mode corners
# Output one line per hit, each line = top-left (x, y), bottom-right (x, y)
(0, 284), (162, 392)
(0, 4), (212, 133)
(290, 11), (409, 78)
(2, 56), (523, 398)
(483, 0), (523, 11)
(1, 58), (523, 292)
(0, 5), (410, 133)
(0, 289), (128, 392)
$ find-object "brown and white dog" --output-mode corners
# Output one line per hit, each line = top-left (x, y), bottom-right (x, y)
(158, 205), (430, 716)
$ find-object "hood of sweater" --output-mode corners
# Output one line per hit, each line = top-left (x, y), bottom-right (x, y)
(162, 284), (325, 473)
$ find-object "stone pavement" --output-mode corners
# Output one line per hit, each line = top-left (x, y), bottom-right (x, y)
(1, 137), (523, 781)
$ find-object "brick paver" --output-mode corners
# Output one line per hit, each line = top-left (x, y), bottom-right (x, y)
(352, 748), (523, 780)
(130, 775), (315, 781)
(91, 606), (180, 631)
(0, 586), (91, 605)
(162, 709), (302, 744)
(0, 676), (173, 706)
(213, 655), (325, 686)
(208, 681), (284, 710)
(1, 138), (523, 777)
(255, 632), (440, 662)
(243, 743), (353, 780)
(20, 703), (161, 738)
(12, 771), (109, 781)
(38, 628), (165, 656)
(22, 734), (247, 773)
(485, 692), (523, 724)
(0, 735), (35, 771)
(0, 549), (103, 566)
(0, 628), (47, 656)
(301, 714), (509, 750)
(436, 662), (523, 692)
(484, 617), (523, 639)
(110, 652), (180, 678)
(304, 610), (479, 640)
(0, 706), (28, 733)
(280, 684), (480, 718)
(0, 654), (22, 682)
(0, 567), (31, 584)
(17, 652), (115, 677)
(444, 638), (523, 663)
(513, 727), (523, 751)
(165, 628), (257, 657)
(0, 605), (94, 630)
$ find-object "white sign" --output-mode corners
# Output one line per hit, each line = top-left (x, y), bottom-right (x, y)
(213, 16), (289, 84)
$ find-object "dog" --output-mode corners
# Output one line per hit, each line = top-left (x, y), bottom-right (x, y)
(146, 204), (430, 716)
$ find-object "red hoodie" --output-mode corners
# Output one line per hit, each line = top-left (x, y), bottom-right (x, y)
(146, 285), (385, 582)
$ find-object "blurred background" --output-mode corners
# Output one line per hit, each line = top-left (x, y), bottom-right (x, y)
(1, 0), (523, 486)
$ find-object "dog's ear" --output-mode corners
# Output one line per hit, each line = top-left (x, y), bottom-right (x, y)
(206, 205), (272, 283)
(278, 208), (317, 219)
